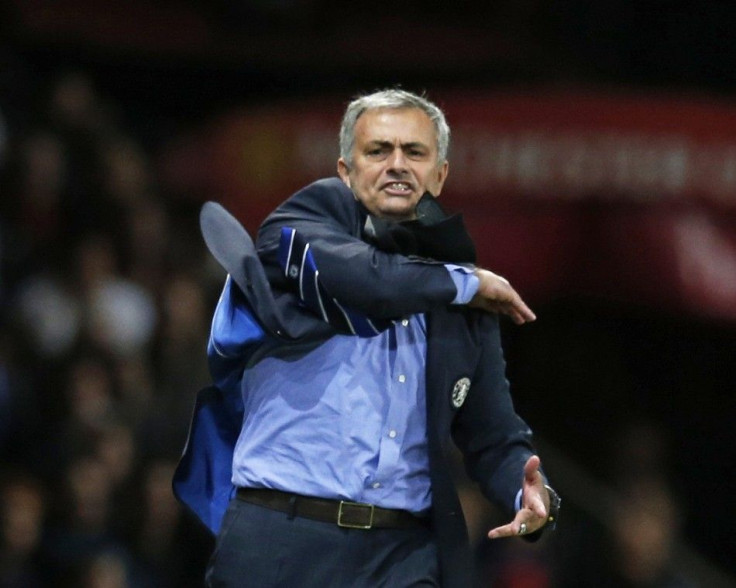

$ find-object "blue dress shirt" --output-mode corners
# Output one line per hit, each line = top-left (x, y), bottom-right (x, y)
(229, 267), (479, 514)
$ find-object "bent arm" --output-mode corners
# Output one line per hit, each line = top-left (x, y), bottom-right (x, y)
(257, 178), (459, 320)
(257, 178), (535, 326)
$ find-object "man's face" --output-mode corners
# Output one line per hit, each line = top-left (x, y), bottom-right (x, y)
(337, 107), (449, 221)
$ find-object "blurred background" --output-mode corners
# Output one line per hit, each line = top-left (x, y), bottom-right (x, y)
(1, 1), (735, 586)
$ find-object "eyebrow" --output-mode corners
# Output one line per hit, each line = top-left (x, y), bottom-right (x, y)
(365, 140), (429, 151)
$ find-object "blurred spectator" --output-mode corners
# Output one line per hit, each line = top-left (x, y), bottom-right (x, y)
(15, 272), (82, 359)
(78, 548), (134, 588)
(2, 131), (70, 286)
(137, 272), (210, 457)
(113, 354), (156, 428)
(43, 72), (121, 240)
(129, 459), (205, 587)
(158, 273), (209, 395)
(604, 422), (693, 587)
(61, 455), (115, 536)
(62, 354), (118, 439)
(100, 136), (152, 207)
(555, 420), (696, 588)
(74, 233), (158, 358)
(558, 476), (692, 588)
(612, 420), (672, 485)
(87, 277), (157, 358)
(123, 198), (172, 293)
(95, 422), (137, 491)
(608, 478), (691, 588)
(43, 454), (127, 585)
(0, 59), (213, 587)
(0, 328), (41, 464)
(46, 71), (115, 137)
(0, 472), (48, 588)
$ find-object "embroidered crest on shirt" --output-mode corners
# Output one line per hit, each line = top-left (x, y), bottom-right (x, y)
(451, 377), (471, 408)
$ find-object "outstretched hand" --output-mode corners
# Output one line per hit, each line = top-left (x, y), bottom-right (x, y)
(488, 455), (550, 539)
(468, 269), (536, 325)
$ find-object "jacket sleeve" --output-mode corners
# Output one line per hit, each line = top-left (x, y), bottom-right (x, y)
(256, 178), (460, 321)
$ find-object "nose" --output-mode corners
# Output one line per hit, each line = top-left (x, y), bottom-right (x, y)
(387, 147), (408, 173)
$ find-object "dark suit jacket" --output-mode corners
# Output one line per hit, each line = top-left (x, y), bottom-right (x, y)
(174, 177), (539, 588)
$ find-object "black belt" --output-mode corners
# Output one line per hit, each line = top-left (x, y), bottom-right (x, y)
(236, 488), (430, 530)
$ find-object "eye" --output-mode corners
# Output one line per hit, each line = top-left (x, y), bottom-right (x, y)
(365, 146), (389, 159)
(405, 146), (428, 158)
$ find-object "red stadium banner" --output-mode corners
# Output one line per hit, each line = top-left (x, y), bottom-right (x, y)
(165, 89), (736, 323)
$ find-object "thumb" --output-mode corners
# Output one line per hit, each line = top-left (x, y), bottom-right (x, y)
(524, 455), (542, 482)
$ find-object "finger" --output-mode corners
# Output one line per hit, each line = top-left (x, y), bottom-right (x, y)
(488, 300), (531, 325)
(505, 303), (531, 325)
(475, 297), (535, 325)
(490, 503), (552, 539)
(523, 455), (542, 482)
(526, 495), (548, 519)
(499, 295), (536, 324)
(506, 291), (536, 322)
(494, 304), (522, 324)
(488, 521), (519, 539)
(515, 300), (536, 322)
(488, 511), (537, 539)
(521, 456), (548, 518)
(509, 311), (525, 326)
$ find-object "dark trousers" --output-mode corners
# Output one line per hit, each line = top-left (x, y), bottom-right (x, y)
(206, 498), (440, 587)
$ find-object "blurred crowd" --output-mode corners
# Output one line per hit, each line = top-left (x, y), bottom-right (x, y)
(0, 70), (217, 587)
(0, 68), (707, 588)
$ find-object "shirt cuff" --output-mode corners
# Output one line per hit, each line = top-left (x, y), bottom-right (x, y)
(515, 488), (523, 512)
(445, 264), (479, 305)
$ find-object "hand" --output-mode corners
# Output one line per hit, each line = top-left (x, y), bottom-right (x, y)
(488, 455), (549, 539)
(467, 269), (536, 325)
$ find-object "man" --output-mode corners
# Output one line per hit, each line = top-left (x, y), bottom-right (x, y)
(174, 89), (559, 587)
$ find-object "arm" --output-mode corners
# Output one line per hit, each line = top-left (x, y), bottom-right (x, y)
(451, 312), (538, 512)
(257, 178), (535, 323)
(257, 178), (459, 320)
(451, 311), (555, 538)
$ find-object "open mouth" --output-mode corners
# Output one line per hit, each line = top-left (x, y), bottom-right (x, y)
(382, 181), (413, 195)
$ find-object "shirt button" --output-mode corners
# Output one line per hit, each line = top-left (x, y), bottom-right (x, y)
(401, 319), (409, 327)
(398, 375), (406, 383)
(389, 430), (397, 438)
(372, 482), (381, 489)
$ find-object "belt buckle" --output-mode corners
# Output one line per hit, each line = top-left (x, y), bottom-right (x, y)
(337, 500), (375, 529)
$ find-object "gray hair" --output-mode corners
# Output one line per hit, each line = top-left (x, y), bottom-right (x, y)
(338, 89), (450, 168)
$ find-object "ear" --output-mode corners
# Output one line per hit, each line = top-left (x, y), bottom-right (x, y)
(337, 158), (351, 188)
(433, 161), (449, 197)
